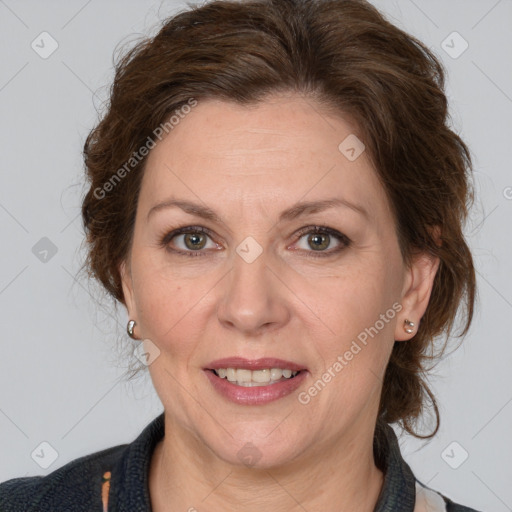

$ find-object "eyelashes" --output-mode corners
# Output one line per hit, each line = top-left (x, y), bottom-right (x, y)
(291, 225), (351, 257)
(158, 224), (352, 258)
(159, 226), (219, 256)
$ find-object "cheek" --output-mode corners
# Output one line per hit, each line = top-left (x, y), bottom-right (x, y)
(298, 258), (399, 387)
(131, 258), (205, 352)
(304, 260), (397, 336)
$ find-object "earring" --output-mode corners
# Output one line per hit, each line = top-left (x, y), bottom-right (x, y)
(127, 320), (137, 340)
(403, 319), (415, 334)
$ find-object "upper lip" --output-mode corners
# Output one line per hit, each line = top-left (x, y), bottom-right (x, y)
(205, 357), (306, 372)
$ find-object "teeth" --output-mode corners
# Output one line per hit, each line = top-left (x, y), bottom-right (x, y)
(252, 369), (270, 383)
(213, 367), (299, 386)
(237, 369), (252, 383)
(270, 368), (283, 381)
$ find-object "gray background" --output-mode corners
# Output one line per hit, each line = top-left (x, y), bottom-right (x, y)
(0, 1), (511, 510)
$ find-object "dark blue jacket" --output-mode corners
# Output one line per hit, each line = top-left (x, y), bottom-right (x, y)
(0, 412), (481, 511)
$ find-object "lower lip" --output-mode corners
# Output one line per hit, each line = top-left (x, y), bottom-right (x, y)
(204, 370), (308, 405)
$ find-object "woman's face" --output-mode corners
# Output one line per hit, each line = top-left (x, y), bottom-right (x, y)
(121, 93), (437, 468)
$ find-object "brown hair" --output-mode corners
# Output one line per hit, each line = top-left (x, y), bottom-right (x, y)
(81, 0), (476, 439)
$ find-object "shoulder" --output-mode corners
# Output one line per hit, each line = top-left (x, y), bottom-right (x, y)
(374, 423), (483, 512)
(415, 480), (483, 512)
(0, 443), (126, 512)
(0, 412), (165, 511)
(444, 496), (483, 512)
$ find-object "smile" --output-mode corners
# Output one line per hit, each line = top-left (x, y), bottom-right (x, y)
(212, 368), (300, 386)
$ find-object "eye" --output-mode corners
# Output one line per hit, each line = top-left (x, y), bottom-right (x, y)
(159, 226), (220, 257)
(292, 226), (351, 257)
(159, 224), (351, 258)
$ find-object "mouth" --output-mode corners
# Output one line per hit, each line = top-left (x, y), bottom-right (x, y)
(207, 367), (302, 387)
(203, 357), (308, 404)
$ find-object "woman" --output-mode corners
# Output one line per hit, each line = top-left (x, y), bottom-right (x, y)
(0, 0), (480, 510)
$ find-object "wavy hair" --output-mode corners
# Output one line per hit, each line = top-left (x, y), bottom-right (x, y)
(81, 0), (476, 440)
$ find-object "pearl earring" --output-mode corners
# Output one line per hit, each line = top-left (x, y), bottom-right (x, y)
(403, 319), (415, 334)
(127, 320), (137, 339)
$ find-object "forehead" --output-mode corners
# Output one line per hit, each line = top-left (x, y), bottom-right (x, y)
(139, 94), (390, 224)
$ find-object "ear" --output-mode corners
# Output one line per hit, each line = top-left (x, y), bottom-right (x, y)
(394, 249), (440, 341)
(119, 259), (137, 321)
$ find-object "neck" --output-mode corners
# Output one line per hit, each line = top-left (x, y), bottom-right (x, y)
(149, 416), (385, 512)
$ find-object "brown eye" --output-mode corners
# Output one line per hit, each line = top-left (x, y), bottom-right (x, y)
(307, 233), (330, 251)
(160, 226), (218, 257)
(183, 232), (207, 250)
(293, 226), (351, 257)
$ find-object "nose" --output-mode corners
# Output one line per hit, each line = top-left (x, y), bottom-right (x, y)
(216, 245), (291, 336)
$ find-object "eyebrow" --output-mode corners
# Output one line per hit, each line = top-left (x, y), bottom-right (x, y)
(146, 197), (368, 224)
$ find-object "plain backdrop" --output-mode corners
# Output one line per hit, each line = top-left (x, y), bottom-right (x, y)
(0, 1), (511, 510)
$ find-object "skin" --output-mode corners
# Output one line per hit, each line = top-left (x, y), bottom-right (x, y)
(120, 92), (439, 512)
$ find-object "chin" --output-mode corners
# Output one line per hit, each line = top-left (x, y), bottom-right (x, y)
(202, 427), (307, 470)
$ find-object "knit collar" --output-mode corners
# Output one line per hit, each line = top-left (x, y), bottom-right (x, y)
(108, 412), (416, 511)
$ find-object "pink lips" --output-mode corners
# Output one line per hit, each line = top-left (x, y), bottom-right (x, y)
(203, 357), (308, 405)
(205, 357), (305, 372)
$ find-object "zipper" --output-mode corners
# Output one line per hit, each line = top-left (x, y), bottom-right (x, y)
(101, 471), (111, 511)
